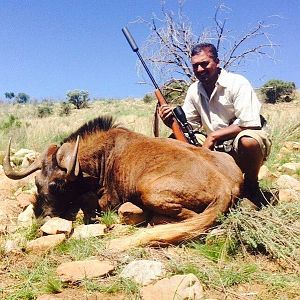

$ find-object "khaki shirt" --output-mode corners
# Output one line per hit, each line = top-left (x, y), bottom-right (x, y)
(182, 69), (262, 134)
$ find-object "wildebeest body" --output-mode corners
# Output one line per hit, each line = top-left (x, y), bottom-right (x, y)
(4, 116), (243, 247)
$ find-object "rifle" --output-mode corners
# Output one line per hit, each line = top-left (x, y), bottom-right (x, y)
(122, 26), (193, 144)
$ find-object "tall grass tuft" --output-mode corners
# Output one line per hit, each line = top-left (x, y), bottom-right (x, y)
(217, 199), (300, 269)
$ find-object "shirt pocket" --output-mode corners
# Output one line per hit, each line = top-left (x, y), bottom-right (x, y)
(218, 94), (233, 107)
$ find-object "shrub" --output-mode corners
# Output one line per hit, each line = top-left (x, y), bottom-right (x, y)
(66, 90), (90, 109)
(260, 80), (296, 104)
(161, 79), (189, 105)
(142, 94), (155, 103)
(15, 92), (30, 104)
(59, 101), (72, 116)
(37, 101), (54, 118)
(0, 114), (22, 131)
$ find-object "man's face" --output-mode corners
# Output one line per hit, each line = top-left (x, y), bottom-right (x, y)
(191, 49), (220, 85)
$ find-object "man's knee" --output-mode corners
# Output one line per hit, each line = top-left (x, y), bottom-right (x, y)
(238, 136), (260, 151)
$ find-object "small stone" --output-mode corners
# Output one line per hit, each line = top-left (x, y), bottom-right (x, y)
(280, 162), (300, 175)
(4, 239), (22, 254)
(276, 175), (300, 191)
(141, 274), (204, 300)
(120, 260), (165, 285)
(17, 204), (35, 227)
(71, 224), (106, 239)
(118, 202), (148, 225)
(21, 151), (39, 167)
(283, 141), (300, 151)
(258, 165), (278, 181)
(56, 260), (114, 282)
(278, 189), (300, 202)
(26, 234), (66, 252)
(16, 193), (36, 209)
(40, 217), (73, 235)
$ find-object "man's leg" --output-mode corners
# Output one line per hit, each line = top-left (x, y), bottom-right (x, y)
(235, 136), (268, 206)
(237, 136), (264, 182)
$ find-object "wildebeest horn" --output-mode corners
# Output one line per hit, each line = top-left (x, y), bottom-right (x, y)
(3, 138), (42, 180)
(56, 135), (80, 179)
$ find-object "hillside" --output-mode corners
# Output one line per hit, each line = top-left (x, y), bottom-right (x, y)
(0, 98), (299, 299)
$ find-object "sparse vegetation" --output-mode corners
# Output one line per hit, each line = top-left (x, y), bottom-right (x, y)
(100, 210), (119, 228)
(37, 101), (54, 118)
(0, 94), (299, 299)
(260, 79), (296, 103)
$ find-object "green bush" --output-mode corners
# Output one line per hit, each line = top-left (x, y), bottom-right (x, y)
(0, 114), (22, 131)
(37, 102), (54, 118)
(59, 101), (72, 116)
(260, 80), (296, 104)
(161, 79), (189, 105)
(142, 94), (155, 103)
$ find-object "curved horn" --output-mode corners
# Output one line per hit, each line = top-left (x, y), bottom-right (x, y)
(56, 135), (80, 179)
(3, 138), (42, 180)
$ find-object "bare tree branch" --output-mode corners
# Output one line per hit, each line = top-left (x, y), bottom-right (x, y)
(131, 0), (279, 99)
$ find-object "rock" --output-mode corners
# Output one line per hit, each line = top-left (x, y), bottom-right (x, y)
(118, 202), (148, 225)
(120, 260), (165, 285)
(279, 162), (300, 175)
(4, 239), (22, 254)
(56, 260), (114, 282)
(21, 151), (39, 168)
(26, 234), (66, 252)
(283, 141), (300, 151)
(17, 204), (35, 227)
(276, 175), (300, 191)
(16, 193), (36, 209)
(141, 274), (204, 300)
(71, 224), (106, 239)
(40, 217), (73, 235)
(258, 165), (278, 181)
(278, 189), (300, 202)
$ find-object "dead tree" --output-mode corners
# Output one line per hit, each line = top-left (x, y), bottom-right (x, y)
(133, 1), (278, 103)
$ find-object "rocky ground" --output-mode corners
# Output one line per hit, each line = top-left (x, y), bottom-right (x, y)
(0, 141), (299, 299)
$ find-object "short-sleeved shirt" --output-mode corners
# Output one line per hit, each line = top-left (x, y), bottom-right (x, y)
(182, 69), (262, 134)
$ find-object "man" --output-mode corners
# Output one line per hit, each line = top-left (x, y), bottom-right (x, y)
(159, 43), (271, 206)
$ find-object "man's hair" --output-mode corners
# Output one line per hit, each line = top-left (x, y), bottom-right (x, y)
(191, 43), (218, 61)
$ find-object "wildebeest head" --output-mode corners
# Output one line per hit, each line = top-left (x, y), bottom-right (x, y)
(3, 136), (82, 219)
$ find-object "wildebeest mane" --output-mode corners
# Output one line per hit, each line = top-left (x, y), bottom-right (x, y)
(63, 116), (118, 143)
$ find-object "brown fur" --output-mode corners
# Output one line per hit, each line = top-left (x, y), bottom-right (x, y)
(73, 121), (243, 248)
(5, 116), (243, 245)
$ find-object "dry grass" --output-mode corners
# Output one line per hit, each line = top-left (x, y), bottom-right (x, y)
(0, 96), (300, 299)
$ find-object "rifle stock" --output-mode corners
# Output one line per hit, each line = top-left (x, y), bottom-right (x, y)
(154, 89), (188, 143)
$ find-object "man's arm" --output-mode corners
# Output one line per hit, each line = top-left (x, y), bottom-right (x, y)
(203, 124), (261, 150)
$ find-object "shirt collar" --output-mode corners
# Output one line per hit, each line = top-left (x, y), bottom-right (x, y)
(216, 68), (230, 88)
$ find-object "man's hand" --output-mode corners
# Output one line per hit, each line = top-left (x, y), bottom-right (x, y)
(158, 104), (174, 128)
(203, 133), (217, 150)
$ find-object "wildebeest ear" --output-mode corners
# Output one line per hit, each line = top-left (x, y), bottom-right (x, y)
(56, 137), (80, 179)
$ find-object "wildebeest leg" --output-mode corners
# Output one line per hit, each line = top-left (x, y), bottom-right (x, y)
(140, 190), (185, 217)
(98, 191), (120, 212)
(79, 191), (100, 224)
(149, 208), (198, 225)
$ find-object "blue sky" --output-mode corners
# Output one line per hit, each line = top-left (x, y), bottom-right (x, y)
(0, 0), (299, 100)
